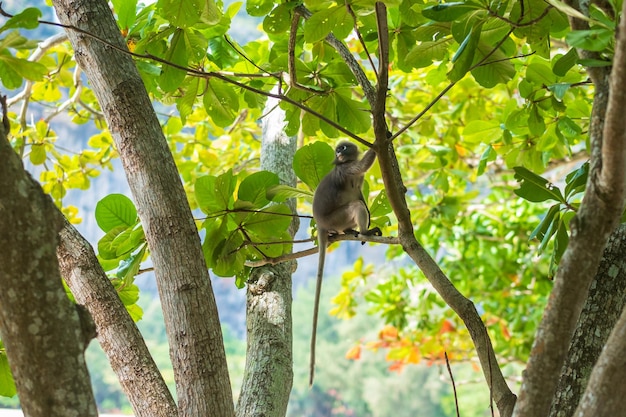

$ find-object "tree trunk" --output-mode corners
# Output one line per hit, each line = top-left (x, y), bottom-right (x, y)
(50, 1), (235, 415)
(549, 225), (626, 416)
(236, 93), (296, 417)
(58, 219), (178, 417)
(0, 100), (97, 417)
(513, 0), (626, 414)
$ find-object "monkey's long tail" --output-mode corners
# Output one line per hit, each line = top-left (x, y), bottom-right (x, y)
(310, 234), (327, 387)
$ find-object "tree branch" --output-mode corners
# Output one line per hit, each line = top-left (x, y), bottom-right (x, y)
(57, 219), (178, 417)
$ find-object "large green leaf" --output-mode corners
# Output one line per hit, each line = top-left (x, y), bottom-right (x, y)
(156, 0), (203, 27)
(304, 5), (352, 43)
(238, 171), (280, 208)
(0, 7), (41, 32)
(195, 170), (236, 214)
(111, 0), (137, 29)
(241, 204), (293, 238)
(95, 194), (138, 233)
(158, 29), (187, 92)
(513, 167), (565, 203)
(266, 184), (313, 202)
(203, 78), (239, 127)
(0, 54), (46, 82)
(293, 141), (334, 190)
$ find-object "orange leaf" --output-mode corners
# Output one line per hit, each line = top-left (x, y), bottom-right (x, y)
(439, 319), (456, 334)
(407, 347), (421, 364)
(388, 361), (404, 373)
(379, 325), (399, 340)
(345, 345), (361, 360)
(500, 321), (511, 340)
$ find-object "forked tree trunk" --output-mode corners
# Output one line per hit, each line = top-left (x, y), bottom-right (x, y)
(51, 0), (235, 415)
(0, 100), (97, 417)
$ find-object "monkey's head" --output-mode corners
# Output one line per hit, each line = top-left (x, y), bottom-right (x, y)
(333, 141), (359, 165)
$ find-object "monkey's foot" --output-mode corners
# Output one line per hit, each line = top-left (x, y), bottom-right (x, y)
(343, 228), (360, 237)
(364, 227), (382, 237)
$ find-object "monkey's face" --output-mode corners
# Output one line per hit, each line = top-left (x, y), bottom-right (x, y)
(334, 141), (359, 164)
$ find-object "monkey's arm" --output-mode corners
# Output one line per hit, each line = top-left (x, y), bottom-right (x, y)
(345, 148), (377, 176)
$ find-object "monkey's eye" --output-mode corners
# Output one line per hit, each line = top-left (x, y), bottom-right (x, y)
(338, 145), (346, 151)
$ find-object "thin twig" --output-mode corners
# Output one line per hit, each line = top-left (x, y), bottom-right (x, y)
(445, 352), (461, 417)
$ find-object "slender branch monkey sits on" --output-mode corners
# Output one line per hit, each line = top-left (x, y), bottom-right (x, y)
(310, 141), (382, 385)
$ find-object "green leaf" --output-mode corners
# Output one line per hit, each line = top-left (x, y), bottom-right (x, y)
(29, 143), (46, 165)
(462, 120), (501, 144)
(422, 2), (481, 22)
(98, 225), (129, 260)
(95, 194), (138, 233)
(0, 7), (41, 32)
(547, 83), (571, 100)
(0, 59), (22, 89)
(156, 0), (201, 27)
(0, 346), (16, 397)
(304, 5), (352, 43)
(513, 166), (565, 203)
(212, 233), (245, 277)
(553, 48), (578, 76)
(566, 28), (613, 52)
(267, 184), (313, 202)
(203, 78), (239, 127)
(577, 58), (612, 67)
(471, 44), (516, 88)
(242, 204), (293, 238)
(405, 38), (451, 69)
(554, 215), (570, 263)
(238, 171), (280, 208)
(477, 144), (497, 176)
(263, 4), (292, 34)
(557, 116), (582, 138)
(195, 170), (236, 213)
(0, 54), (47, 82)
(529, 203), (560, 241)
(564, 162), (588, 198)
(207, 37), (240, 68)
(334, 90), (371, 134)
(538, 210), (560, 252)
(111, 0), (137, 29)
(449, 23), (483, 82)
(113, 281), (143, 321)
(369, 190), (392, 218)
(247, 0), (274, 17)
(293, 141), (334, 190)
(158, 29), (187, 93)
(527, 105), (546, 136)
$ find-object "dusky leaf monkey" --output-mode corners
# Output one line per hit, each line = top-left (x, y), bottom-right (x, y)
(309, 141), (382, 385)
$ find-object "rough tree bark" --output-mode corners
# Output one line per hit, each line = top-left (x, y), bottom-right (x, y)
(58, 219), (178, 417)
(513, 1), (626, 415)
(549, 225), (626, 417)
(574, 293), (626, 416)
(0, 100), (97, 417)
(51, 0), (235, 415)
(236, 92), (297, 417)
